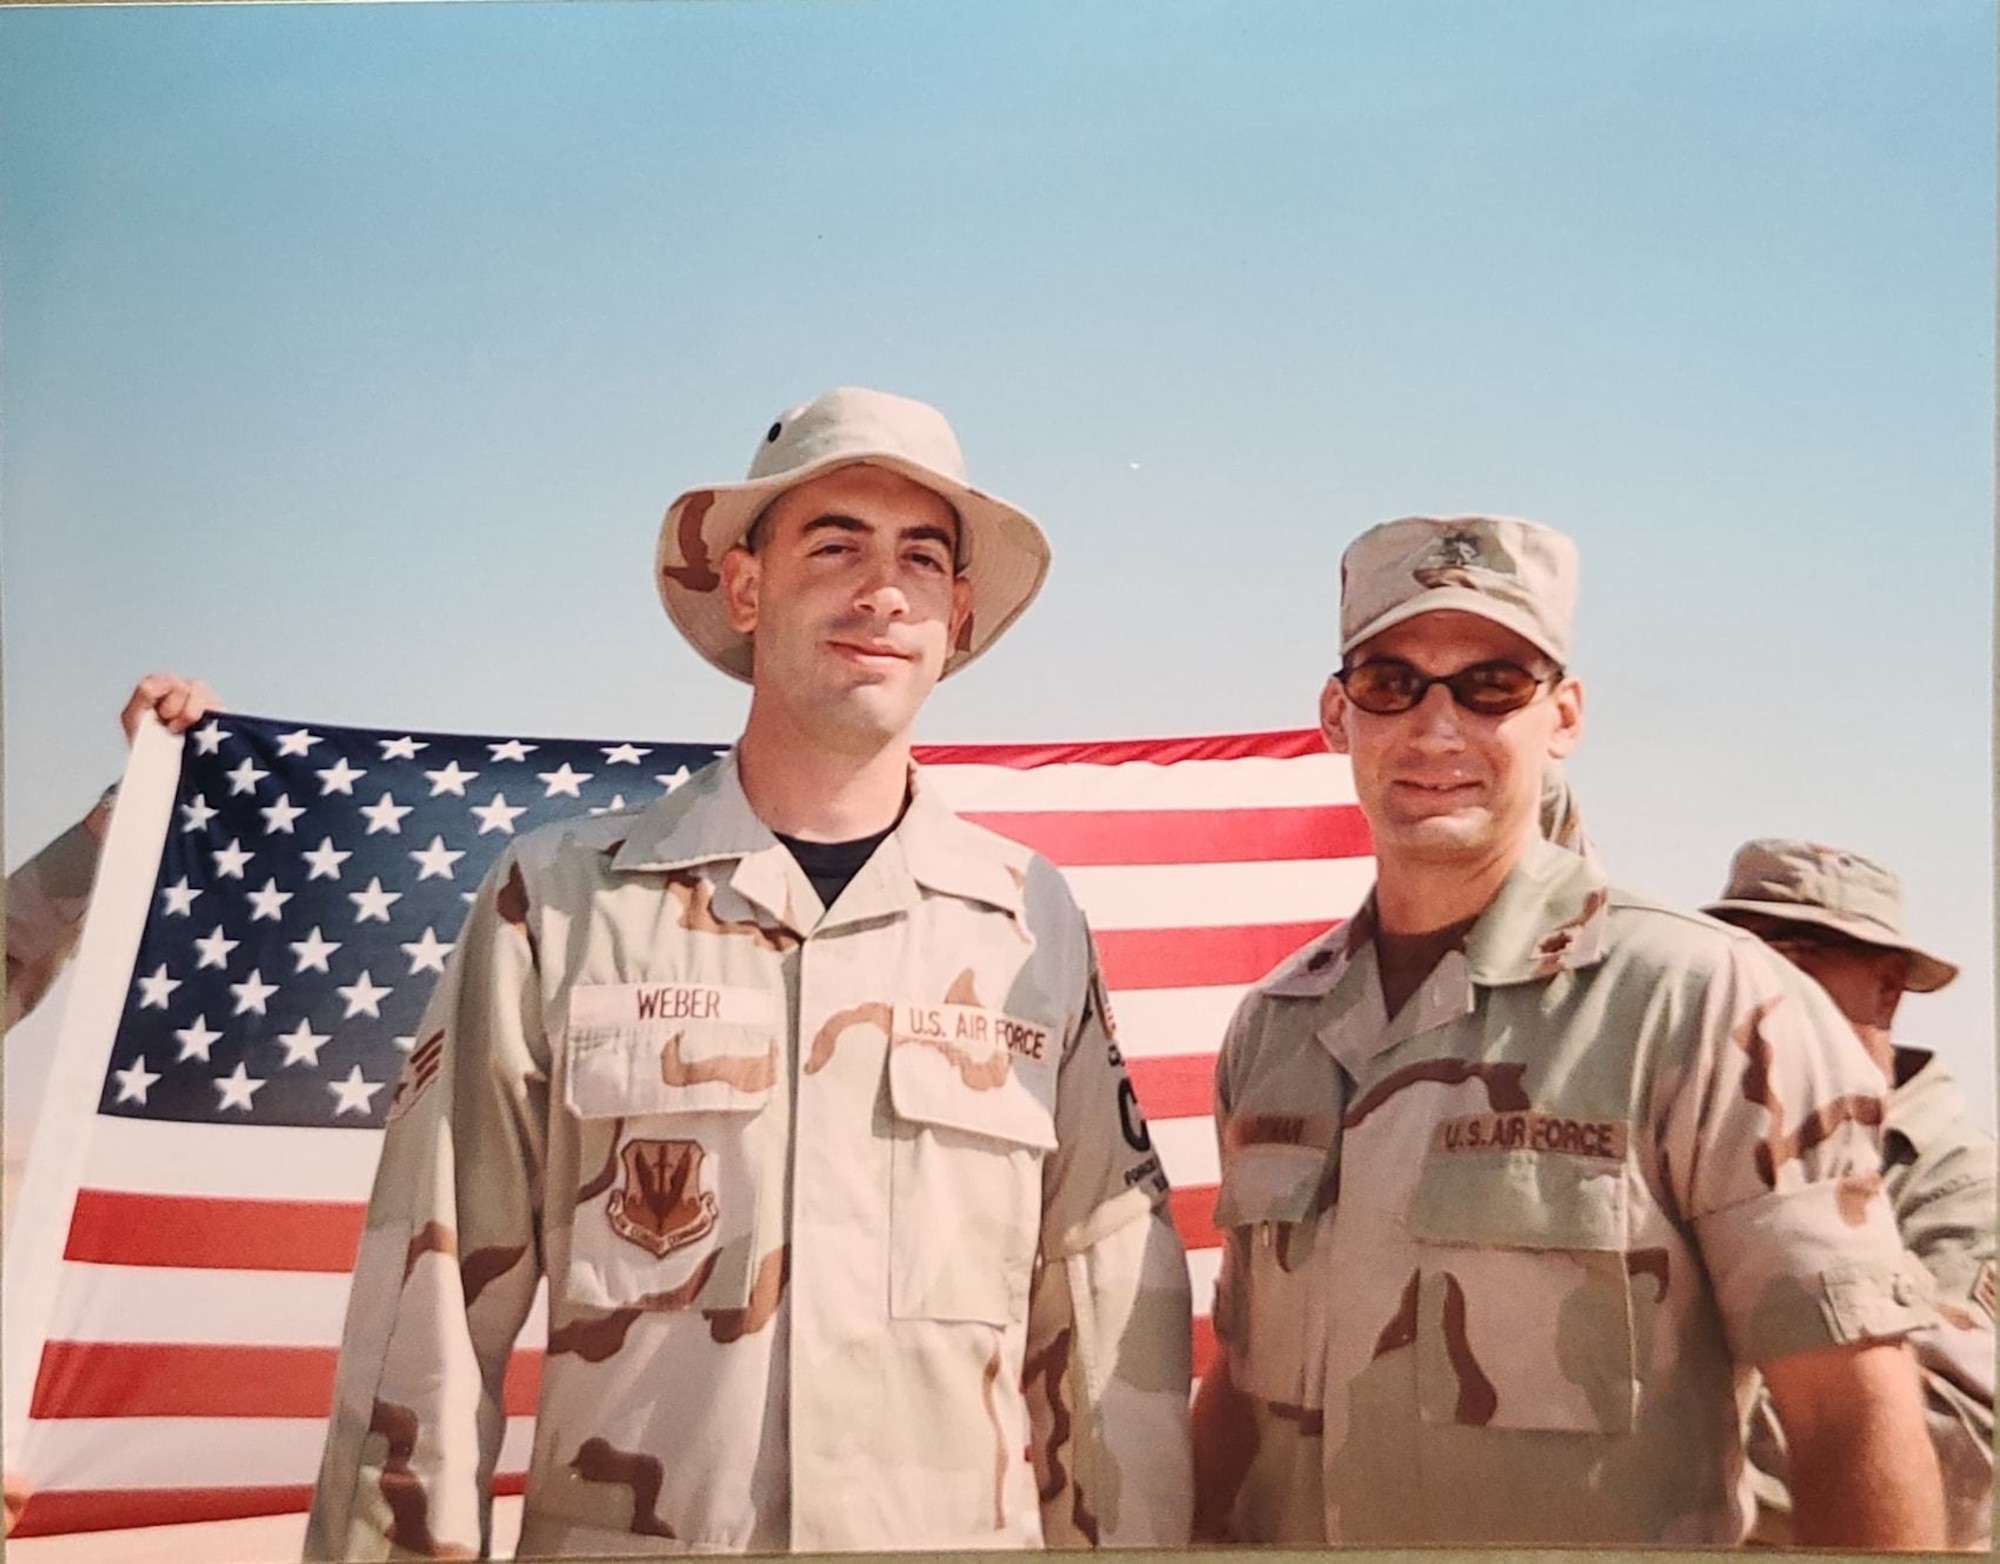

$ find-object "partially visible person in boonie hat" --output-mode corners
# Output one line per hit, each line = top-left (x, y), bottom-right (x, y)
(1704, 839), (1957, 996)
(1705, 839), (1995, 1550)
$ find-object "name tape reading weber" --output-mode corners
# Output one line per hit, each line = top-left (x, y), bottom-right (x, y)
(569, 982), (780, 1030)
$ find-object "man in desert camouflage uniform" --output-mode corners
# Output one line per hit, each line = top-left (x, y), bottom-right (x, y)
(1187, 514), (1946, 1547)
(306, 387), (1192, 1559)
(5, 673), (220, 1031)
(1704, 840), (1995, 1548)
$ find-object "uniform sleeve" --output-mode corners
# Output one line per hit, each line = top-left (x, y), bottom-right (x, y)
(1207, 1006), (1250, 1363)
(1888, 1082), (1997, 1549)
(1907, 1296), (1996, 1548)
(1663, 939), (1924, 1369)
(4, 791), (114, 1031)
(1741, 1080), (1997, 1549)
(1025, 939), (1192, 1547)
(304, 849), (550, 1561)
(1891, 1074), (1999, 1299)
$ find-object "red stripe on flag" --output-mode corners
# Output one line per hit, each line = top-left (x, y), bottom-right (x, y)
(1169, 1183), (1221, 1253)
(1128, 1054), (1216, 1122)
(66, 1175), (1231, 1280)
(65, 1190), (364, 1273)
(914, 729), (1326, 768)
(962, 805), (1369, 867)
(29, 1343), (543, 1420)
(10, 1483), (315, 1538)
(1095, 920), (1336, 990)
(1194, 1315), (1218, 1383)
(9, 1472), (529, 1539)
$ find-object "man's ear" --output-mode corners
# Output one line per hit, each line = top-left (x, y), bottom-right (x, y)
(1318, 673), (1352, 756)
(1546, 675), (1585, 761)
(720, 545), (760, 635)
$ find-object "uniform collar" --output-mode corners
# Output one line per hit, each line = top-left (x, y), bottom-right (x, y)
(1883, 1044), (1939, 1165)
(1270, 837), (1612, 1075)
(1891, 1043), (1932, 1094)
(1460, 835), (1611, 987)
(611, 750), (769, 874)
(892, 766), (1029, 921)
(608, 750), (1025, 936)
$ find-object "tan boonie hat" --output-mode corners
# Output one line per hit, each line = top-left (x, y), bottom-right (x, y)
(1703, 838), (1959, 993)
(654, 386), (1052, 683)
(1339, 514), (1578, 664)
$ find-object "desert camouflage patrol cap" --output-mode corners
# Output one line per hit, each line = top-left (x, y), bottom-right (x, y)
(1703, 838), (1959, 993)
(1339, 514), (1577, 664)
(655, 386), (1052, 683)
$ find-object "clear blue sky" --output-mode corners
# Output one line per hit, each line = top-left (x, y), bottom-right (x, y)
(3, 0), (1993, 1121)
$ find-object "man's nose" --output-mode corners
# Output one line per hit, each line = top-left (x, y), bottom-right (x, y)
(852, 555), (910, 618)
(1405, 680), (1465, 742)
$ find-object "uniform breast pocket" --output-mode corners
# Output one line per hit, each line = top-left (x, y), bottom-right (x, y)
(1214, 1143), (1331, 1408)
(1408, 1152), (1638, 1435)
(885, 1041), (1055, 1326)
(562, 1021), (777, 1314)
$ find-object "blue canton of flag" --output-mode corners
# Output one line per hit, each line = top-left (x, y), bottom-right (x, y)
(99, 713), (725, 1129)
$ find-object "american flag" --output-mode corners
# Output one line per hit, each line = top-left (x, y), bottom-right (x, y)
(3, 712), (1370, 1539)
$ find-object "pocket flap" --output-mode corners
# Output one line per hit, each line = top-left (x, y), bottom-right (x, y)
(566, 1022), (777, 1119)
(886, 1041), (1056, 1152)
(1410, 1149), (1628, 1251)
(1215, 1143), (1328, 1229)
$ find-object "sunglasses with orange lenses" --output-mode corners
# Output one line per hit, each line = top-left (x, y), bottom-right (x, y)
(1336, 658), (1561, 717)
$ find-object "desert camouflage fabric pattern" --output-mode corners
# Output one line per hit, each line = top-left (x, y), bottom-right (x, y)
(1535, 763), (1595, 869)
(3, 792), (113, 1031)
(1337, 514), (1578, 663)
(1208, 836), (1924, 1546)
(305, 754), (1192, 1558)
(1744, 1045), (1996, 1548)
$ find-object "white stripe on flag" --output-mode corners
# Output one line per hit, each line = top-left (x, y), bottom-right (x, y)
(1185, 1245), (1222, 1316)
(46, 1264), (551, 1350)
(1063, 857), (1368, 931)
(1107, 985), (1249, 1059)
(923, 752), (1356, 812)
(24, 1416), (537, 1493)
(78, 1116), (383, 1201)
(1150, 1116), (1220, 1190)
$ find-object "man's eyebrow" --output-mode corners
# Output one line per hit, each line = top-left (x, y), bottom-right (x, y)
(799, 514), (869, 538)
(797, 515), (958, 553)
(900, 523), (956, 552)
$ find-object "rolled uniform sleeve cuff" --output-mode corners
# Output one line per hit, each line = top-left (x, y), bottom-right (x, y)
(1049, 1179), (1163, 1261)
(1696, 1179), (1927, 1365)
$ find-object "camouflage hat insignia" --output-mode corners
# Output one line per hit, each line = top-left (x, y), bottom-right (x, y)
(1339, 513), (1578, 663)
